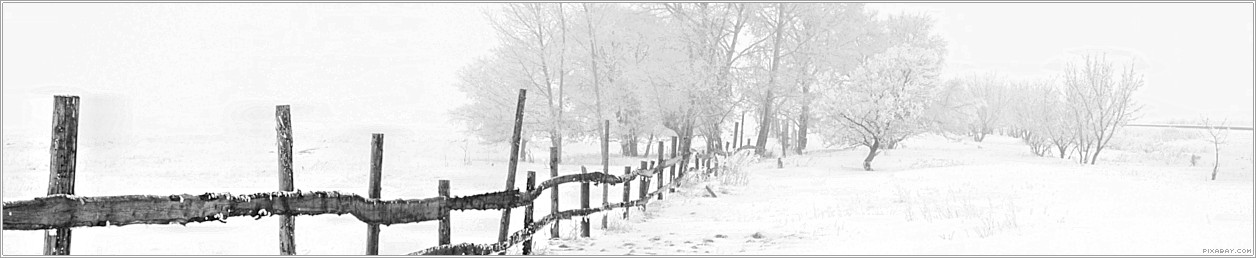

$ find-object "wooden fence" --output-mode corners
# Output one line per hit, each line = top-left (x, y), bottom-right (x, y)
(1, 92), (728, 255)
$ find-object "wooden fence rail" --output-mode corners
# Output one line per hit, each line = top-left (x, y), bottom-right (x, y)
(2, 159), (703, 231)
(410, 155), (715, 255)
(1, 93), (729, 255)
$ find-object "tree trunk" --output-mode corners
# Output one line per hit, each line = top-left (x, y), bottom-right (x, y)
(1089, 145), (1103, 165)
(642, 134), (654, 157)
(550, 130), (563, 164)
(863, 139), (880, 171)
(556, 3), (568, 164)
(755, 3), (787, 156)
(620, 133), (639, 157)
(1211, 142), (1220, 180)
(779, 117), (789, 157)
(796, 101), (809, 154)
(755, 90), (774, 155)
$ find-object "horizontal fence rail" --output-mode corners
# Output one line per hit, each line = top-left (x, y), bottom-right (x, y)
(410, 156), (712, 255)
(1, 154), (704, 232)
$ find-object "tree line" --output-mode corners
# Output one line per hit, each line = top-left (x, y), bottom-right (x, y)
(939, 54), (1143, 165)
(451, 3), (1141, 170)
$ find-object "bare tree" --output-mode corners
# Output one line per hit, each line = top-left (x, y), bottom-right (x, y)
(1200, 117), (1230, 180)
(459, 3), (573, 162)
(1013, 79), (1060, 157)
(1062, 54), (1143, 165)
(963, 73), (1009, 142)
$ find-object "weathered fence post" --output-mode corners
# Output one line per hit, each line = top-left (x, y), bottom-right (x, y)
(656, 141), (664, 200)
(549, 147), (560, 239)
(669, 137), (677, 193)
(523, 171), (536, 255)
(733, 122), (740, 149)
(499, 89), (527, 244)
(639, 161), (649, 203)
(43, 95), (78, 255)
(601, 120), (610, 230)
(439, 180), (451, 245)
(366, 134), (384, 255)
(622, 166), (631, 219)
(275, 105), (296, 255)
(580, 166), (590, 238)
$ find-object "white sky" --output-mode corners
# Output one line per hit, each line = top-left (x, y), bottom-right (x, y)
(868, 2), (1254, 124)
(2, 2), (1252, 141)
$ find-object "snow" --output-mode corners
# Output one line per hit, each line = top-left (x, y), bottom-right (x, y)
(538, 133), (1253, 255)
(2, 122), (1250, 255)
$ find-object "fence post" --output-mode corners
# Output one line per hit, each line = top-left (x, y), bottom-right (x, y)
(733, 122), (740, 149)
(669, 137), (677, 193)
(523, 171), (536, 255)
(639, 161), (649, 203)
(275, 105), (297, 255)
(549, 147), (560, 239)
(601, 120), (610, 230)
(366, 134), (384, 255)
(43, 95), (78, 255)
(622, 166), (631, 219)
(438, 180), (451, 245)
(500, 89), (527, 244)
(656, 141), (664, 200)
(580, 166), (590, 238)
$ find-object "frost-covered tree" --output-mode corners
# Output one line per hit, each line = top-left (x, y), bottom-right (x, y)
(928, 78), (979, 140)
(962, 73), (1010, 142)
(1062, 54), (1143, 165)
(565, 3), (665, 156)
(451, 3), (576, 162)
(1011, 79), (1061, 156)
(816, 45), (945, 171)
(772, 3), (877, 155)
(647, 3), (769, 154)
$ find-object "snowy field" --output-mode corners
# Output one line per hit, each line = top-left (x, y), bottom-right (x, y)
(2, 125), (1252, 255)
(539, 131), (1253, 255)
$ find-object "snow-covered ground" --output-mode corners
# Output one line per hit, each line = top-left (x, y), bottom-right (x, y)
(2, 126), (1252, 255)
(540, 133), (1254, 255)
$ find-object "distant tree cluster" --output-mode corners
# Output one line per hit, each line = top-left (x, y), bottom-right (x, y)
(941, 54), (1144, 165)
